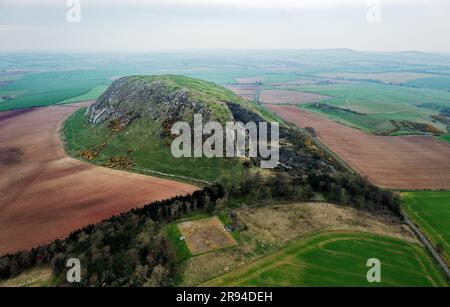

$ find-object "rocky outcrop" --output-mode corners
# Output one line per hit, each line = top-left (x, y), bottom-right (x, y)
(87, 76), (213, 125)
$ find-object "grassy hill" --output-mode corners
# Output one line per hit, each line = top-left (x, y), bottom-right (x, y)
(63, 75), (267, 183)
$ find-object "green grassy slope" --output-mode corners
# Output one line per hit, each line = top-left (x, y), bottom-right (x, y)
(202, 231), (448, 287)
(64, 108), (244, 183)
(401, 191), (450, 265)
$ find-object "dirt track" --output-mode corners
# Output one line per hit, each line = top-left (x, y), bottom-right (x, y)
(0, 102), (197, 255)
(266, 104), (450, 190)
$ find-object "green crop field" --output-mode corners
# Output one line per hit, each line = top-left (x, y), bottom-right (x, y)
(63, 108), (244, 184)
(0, 70), (111, 111)
(57, 85), (108, 104)
(401, 191), (450, 265)
(273, 82), (450, 135)
(439, 134), (450, 143)
(202, 231), (447, 287)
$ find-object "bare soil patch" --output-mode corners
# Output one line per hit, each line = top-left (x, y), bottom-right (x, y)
(0, 102), (197, 255)
(177, 216), (237, 255)
(266, 104), (450, 190)
(259, 90), (328, 105)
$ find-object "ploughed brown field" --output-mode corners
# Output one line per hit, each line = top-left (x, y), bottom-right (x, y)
(0, 102), (197, 255)
(266, 104), (450, 190)
(259, 90), (328, 105)
(225, 85), (259, 101)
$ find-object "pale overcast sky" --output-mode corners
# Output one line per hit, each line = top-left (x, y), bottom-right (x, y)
(0, 0), (449, 52)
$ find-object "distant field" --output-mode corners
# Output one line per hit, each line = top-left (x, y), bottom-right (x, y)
(0, 70), (111, 111)
(58, 85), (108, 104)
(405, 76), (450, 91)
(64, 109), (244, 183)
(266, 105), (450, 190)
(279, 82), (450, 135)
(0, 72), (26, 82)
(319, 72), (433, 84)
(236, 77), (264, 84)
(267, 79), (320, 86)
(401, 191), (450, 265)
(202, 231), (447, 287)
(259, 90), (328, 105)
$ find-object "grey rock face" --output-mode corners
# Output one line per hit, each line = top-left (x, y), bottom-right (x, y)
(87, 77), (212, 125)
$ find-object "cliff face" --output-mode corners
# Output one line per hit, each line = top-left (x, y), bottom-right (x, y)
(87, 76), (215, 126)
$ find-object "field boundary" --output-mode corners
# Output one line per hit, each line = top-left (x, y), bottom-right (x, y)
(133, 167), (211, 185)
(401, 211), (450, 281)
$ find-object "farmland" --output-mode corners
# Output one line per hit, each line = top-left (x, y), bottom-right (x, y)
(319, 72), (433, 84)
(1, 50), (450, 287)
(259, 90), (328, 105)
(275, 82), (450, 135)
(0, 103), (197, 255)
(401, 191), (450, 265)
(57, 85), (108, 104)
(265, 104), (450, 190)
(178, 202), (420, 286)
(201, 231), (447, 287)
(0, 70), (112, 111)
(405, 76), (450, 91)
(236, 77), (264, 84)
